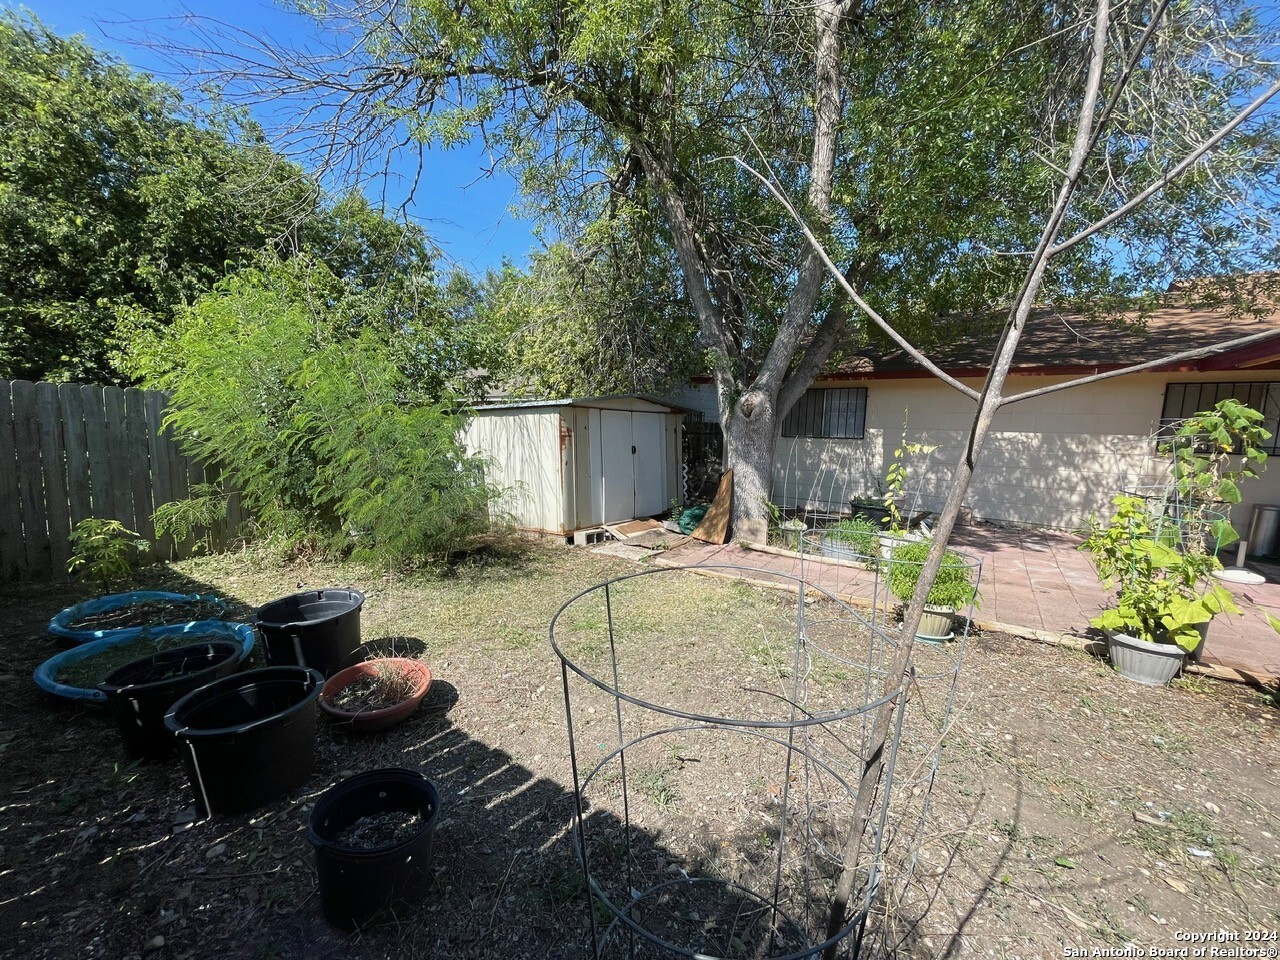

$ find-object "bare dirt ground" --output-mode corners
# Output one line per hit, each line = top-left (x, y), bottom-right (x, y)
(1, 542), (1277, 960)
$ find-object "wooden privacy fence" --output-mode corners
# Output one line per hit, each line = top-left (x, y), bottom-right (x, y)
(0, 380), (245, 583)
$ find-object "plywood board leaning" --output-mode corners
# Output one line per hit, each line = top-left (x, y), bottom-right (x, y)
(691, 470), (732, 545)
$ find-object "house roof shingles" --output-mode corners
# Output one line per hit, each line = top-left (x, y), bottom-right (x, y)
(823, 288), (1280, 379)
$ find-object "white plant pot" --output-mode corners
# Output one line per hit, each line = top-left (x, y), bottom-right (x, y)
(1104, 629), (1186, 686)
(820, 538), (866, 563)
(915, 606), (956, 643)
(779, 524), (807, 551)
(878, 531), (922, 560)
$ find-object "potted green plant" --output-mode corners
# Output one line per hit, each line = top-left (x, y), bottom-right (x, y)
(1081, 494), (1241, 685)
(764, 500), (808, 550)
(849, 491), (892, 527)
(778, 517), (808, 550)
(1158, 398), (1270, 550)
(821, 516), (879, 566)
(886, 539), (979, 641)
(848, 412), (938, 534)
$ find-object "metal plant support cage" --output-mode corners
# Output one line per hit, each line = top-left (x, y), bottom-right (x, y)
(550, 560), (979, 959)
(1124, 415), (1249, 559)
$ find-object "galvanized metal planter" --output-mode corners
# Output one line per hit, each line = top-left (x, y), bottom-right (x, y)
(1104, 629), (1186, 686)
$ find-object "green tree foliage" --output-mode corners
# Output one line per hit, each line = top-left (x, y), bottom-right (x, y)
(478, 219), (702, 397)
(202, 0), (1280, 528)
(128, 255), (497, 564)
(0, 11), (316, 382)
(299, 335), (496, 563)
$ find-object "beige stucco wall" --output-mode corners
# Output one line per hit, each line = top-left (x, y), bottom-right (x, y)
(689, 372), (1280, 534)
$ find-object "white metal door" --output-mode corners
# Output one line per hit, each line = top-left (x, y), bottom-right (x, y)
(631, 413), (667, 516)
(599, 410), (635, 522)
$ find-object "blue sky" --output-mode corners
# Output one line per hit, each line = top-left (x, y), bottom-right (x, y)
(23, 0), (541, 273)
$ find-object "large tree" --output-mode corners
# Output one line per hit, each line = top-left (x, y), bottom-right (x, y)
(475, 227), (703, 398)
(177, 0), (1280, 536)
(0, 11), (324, 382)
(0, 12), (460, 386)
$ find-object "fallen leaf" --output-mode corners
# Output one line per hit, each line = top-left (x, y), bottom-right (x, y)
(1163, 876), (1190, 894)
(1057, 903), (1092, 930)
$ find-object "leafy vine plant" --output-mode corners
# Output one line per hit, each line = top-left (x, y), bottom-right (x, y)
(1081, 494), (1240, 650)
(1160, 398), (1271, 545)
(882, 411), (936, 533)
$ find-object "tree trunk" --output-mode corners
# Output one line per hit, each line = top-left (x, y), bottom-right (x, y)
(722, 385), (777, 543)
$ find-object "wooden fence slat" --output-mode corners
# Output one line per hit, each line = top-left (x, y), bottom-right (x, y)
(0, 382), (23, 580)
(177, 444), (208, 559)
(166, 411), (193, 560)
(1, 381), (249, 582)
(144, 391), (177, 559)
(35, 383), (71, 572)
(124, 388), (156, 551)
(58, 384), (93, 527)
(101, 386), (135, 533)
(81, 384), (111, 520)
(226, 489), (246, 542)
(11, 381), (52, 579)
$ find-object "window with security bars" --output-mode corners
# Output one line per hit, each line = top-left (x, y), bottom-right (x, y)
(1160, 381), (1280, 455)
(781, 388), (867, 439)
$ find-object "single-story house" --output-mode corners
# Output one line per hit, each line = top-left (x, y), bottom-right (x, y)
(673, 286), (1280, 541)
(462, 395), (687, 537)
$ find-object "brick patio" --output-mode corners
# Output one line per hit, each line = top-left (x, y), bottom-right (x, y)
(658, 524), (1280, 683)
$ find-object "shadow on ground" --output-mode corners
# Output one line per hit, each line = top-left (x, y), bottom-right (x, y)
(0, 571), (901, 960)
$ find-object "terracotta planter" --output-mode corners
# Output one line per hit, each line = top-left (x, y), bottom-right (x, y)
(319, 658), (432, 733)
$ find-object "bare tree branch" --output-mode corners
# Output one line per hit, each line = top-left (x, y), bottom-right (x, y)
(1051, 76), (1280, 256)
(731, 157), (983, 402)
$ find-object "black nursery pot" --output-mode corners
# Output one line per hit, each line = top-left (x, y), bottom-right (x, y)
(164, 666), (323, 817)
(99, 639), (243, 761)
(308, 768), (441, 929)
(849, 501), (893, 524)
(256, 588), (365, 678)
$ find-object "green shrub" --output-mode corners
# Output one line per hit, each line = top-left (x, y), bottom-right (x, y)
(886, 539), (978, 609)
(299, 335), (497, 563)
(67, 519), (149, 591)
(128, 256), (500, 565)
(824, 517), (879, 561)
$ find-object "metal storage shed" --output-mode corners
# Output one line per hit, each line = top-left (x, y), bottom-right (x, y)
(462, 395), (688, 537)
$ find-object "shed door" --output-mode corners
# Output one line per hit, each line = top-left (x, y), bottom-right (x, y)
(598, 410), (669, 522)
(631, 413), (667, 516)
(600, 410), (635, 522)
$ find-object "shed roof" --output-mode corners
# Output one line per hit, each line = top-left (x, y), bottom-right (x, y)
(472, 393), (695, 414)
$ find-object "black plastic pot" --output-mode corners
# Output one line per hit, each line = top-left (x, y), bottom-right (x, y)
(99, 639), (243, 761)
(308, 768), (440, 929)
(849, 502), (892, 524)
(257, 588), (365, 678)
(164, 666), (324, 817)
